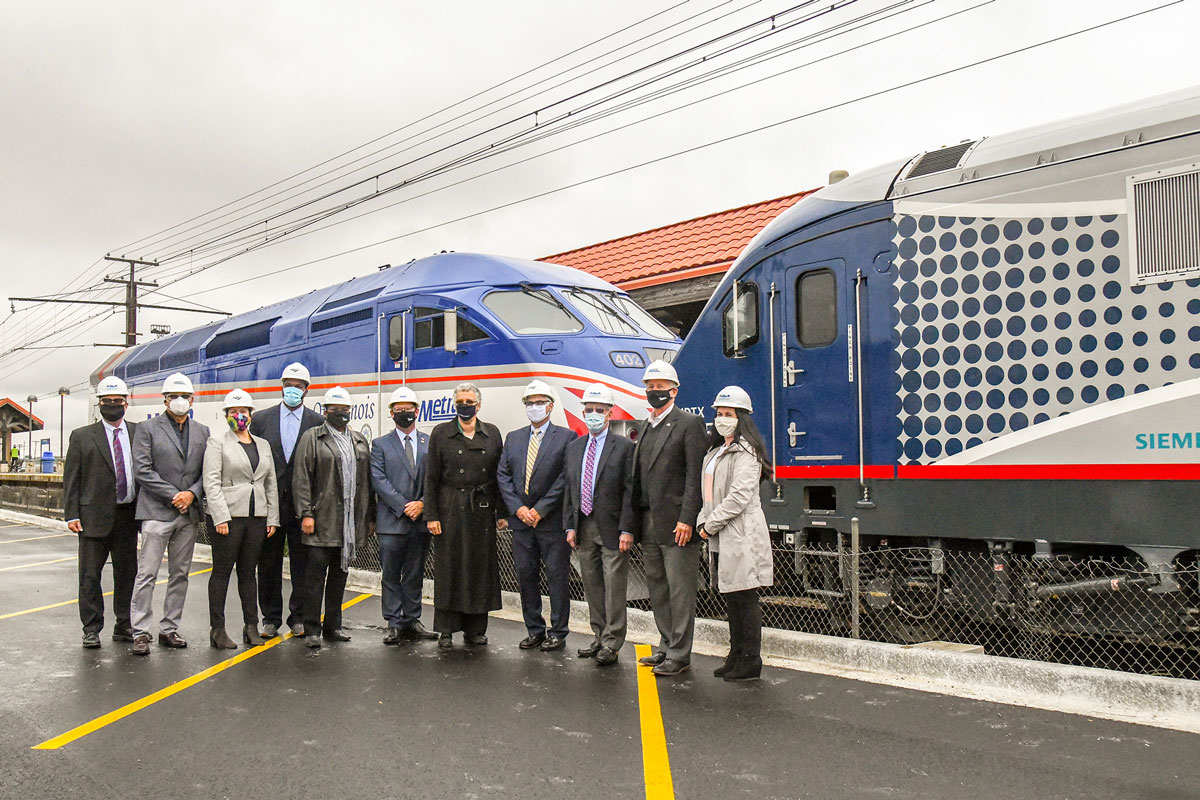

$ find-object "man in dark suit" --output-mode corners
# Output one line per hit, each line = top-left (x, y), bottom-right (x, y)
(497, 380), (575, 651)
(129, 372), (210, 655)
(370, 386), (437, 644)
(64, 375), (139, 649)
(249, 362), (324, 638)
(631, 360), (707, 677)
(563, 383), (636, 666)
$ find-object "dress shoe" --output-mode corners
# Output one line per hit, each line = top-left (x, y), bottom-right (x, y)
(243, 625), (266, 647)
(438, 634), (454, 650)
(131, 633), (151, 656)
(595, 647), (619, 666)
(112, 626), (135, 643)
(577, 641), (602, 658)
(82, 632), (101, 649)
(465, 633), (488, 647)
(383, 627), (404, 645)
(722, 655), (762, 682)
(260, 623), (279, 639)
(638, 651), (666, 667)
(401, 621), (439, 641)
(539, 636), (565, 652)
(209, 627), (237, 650)
(323, 629), (352, 642)
(158, 631), (187, 648)
(652, 658), (690, 677)
(518, 633), (546, 650)
(305, 635), (322, 649)
(290, 623), (306, 637)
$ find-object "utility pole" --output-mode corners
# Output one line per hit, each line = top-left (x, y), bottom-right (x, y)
(103, 255), (160, 347)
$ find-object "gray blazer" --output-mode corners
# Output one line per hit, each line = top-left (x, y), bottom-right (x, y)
(133, 412), (210, 522)
(202, 429), (280, 528)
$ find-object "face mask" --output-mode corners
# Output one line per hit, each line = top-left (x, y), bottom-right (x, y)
(282, 386), (304, 408)
(525, 404), (549, 424)
(326, 410), (351, 429)
(583, 412), (607, 434)
(168, 398), (191, 416)
(646, 389), (673, 409)
(714, 417), (738, 437)
(99, 404), (126, 423)
(227, 413), (250, 433)
(393, 410), (416, 429)
(455, 403), (478, 421)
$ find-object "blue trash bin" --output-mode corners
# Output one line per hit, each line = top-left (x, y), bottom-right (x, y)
(41, 452), (55, 474)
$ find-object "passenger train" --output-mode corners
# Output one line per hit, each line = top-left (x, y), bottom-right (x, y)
(90, 252), (679, 438)
(674, 86), (1200, 642)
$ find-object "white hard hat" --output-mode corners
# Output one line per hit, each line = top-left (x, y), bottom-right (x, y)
(712, 385), (752, 412)
(581, 383), (615, 406)
(162, 372), (194, 395)
(95, 375), (129, 397)
(222, 388), (255, 411)
(521, 379), (555, 402)
(281, 362), (311, 384)
(642, 360), (679, 385)
(388, 386), (418, 407)
(322, 386), (352, 406)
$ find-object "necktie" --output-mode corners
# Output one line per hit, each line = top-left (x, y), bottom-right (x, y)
(403, 435), (415, 470)
(113, 428), (128, 502)
(524, 429), (541, 495)
(580, 436), (597, 516)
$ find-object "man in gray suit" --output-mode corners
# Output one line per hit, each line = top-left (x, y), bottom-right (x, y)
(370, 386), (437, 644)
(129, 372), (210, 655)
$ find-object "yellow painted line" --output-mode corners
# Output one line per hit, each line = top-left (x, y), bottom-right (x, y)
(0, 568), (213, 621)
(0, 556), (75, 573)
(0, 523), (25, 529)
(634, 644), (676, 800)
(34, 592), (373, 750)
(0, 532), (72, 545)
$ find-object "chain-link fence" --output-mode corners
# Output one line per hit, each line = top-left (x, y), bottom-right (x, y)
(198, 521), (1200, 680)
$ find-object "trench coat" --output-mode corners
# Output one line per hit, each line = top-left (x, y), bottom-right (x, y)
(291, 424), (374, 549)
(423, 419), (504, 615)
(697, 439), (773, 593)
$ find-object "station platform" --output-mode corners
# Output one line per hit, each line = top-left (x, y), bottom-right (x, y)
(1, 520), (1196, 799)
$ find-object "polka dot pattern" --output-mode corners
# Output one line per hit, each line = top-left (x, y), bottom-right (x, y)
(891, 214), (1200, 465)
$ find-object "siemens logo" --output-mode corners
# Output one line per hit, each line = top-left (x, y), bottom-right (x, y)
(419, 396), (457, 422)
(1135, 432), (1200, 450)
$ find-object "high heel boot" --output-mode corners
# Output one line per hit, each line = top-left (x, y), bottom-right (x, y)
(714, 592), (745, 677)
(210, 626), (237, 650)
(243, 625), (265, 647)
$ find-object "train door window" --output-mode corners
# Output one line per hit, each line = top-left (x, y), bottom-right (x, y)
(796, 270), (837, 347)
(413, 307), (489, 350)
(721, 282), (759, 356)
(564, 290), (637, 335)
(388, 316), (405, 362)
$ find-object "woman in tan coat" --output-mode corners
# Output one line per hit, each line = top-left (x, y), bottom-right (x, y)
(697, 386), (773, 681)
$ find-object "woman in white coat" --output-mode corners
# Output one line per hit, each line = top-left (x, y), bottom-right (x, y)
(202, 389), (279, 649)
(697, 386), (773, 681)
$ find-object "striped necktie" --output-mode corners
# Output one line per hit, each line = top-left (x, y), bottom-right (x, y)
(580, 436), (597, 516)
(524, 428), (542, 495)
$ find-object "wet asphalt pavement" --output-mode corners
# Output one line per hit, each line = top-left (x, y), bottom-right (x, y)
(0, 521), (1197, 800)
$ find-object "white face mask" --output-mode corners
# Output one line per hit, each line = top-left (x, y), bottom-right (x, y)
(583, 412), (607, 434)
(526, 404), (550, 424)
(713, 416), (738, 437)
(168, 397), (191, 416)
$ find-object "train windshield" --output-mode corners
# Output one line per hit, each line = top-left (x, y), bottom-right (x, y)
(607, 293), (676, 340)
(483, 289), (583, 335)
(563, 290), (637, 335)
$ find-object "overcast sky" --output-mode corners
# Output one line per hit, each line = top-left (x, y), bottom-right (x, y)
(1, 0), (1196, 449)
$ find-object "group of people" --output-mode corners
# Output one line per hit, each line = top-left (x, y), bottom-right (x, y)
(63, 358), (774, 681)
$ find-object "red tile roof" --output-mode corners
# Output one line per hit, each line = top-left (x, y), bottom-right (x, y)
(541, 189), (817, 289)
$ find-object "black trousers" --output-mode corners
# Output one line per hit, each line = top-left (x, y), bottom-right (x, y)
(303, 544), (348, 635)
(78, 504), (138, 635)
(209, 516), (268, 627)
(511, 527), (571, 639)
(722, 587), (762, 658)
(257, 514), (308, 628)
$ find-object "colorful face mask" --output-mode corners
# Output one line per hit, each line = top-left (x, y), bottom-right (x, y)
(227, 412), (250, 432)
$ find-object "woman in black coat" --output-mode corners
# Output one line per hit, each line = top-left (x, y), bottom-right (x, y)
(424, 383), (507, 648)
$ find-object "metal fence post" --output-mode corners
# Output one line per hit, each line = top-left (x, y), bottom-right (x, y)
(850, 516), (860, 639)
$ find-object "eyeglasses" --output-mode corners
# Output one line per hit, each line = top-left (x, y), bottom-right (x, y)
(98, 400), (126, 407)
(165, 394), (191, 401)
(456, 400), (478, 407)
(523, 400), (550, 407)
(582, 405), (610, 414)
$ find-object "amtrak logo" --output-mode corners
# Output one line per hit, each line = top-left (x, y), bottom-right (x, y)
(419, 395), (457, 423)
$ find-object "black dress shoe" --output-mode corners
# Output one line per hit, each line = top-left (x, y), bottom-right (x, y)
(539, 636), (565, 652)
(383, 627), (404, 645)
(577, 641), (602, 658)
(82, 632), (101, 649)
(305, 635), (322, 649)
(323, 629), (352, 642)
(518, 633), (546, 650)
(131, 634), (151, 656)
(652, 658), (690, 677)
(112, 627), (135, 643)
(465, 633), (488, 647)
(438, 634), (453, 650)
(158, 631), (187, 648)
(402, 621), (439, 641)
(638, 651), (666, 666)
(595, 647), (619, 666)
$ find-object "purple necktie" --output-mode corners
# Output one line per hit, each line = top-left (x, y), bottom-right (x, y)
(580, 437), (597, 516)
(113, 428), (128, 502)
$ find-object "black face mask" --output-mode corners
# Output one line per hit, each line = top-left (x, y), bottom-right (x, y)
(393, 410), (416, 428)
(99, 405), (126, 423)
(646, 390), (673, 409)
(326, 410), (351, 429)
(455, 403), (477, 421)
